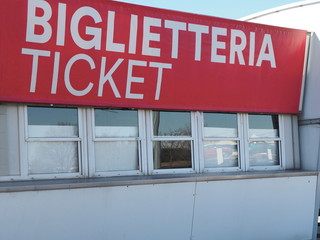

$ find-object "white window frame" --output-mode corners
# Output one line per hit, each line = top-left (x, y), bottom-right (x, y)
(0, 104), (292, 181)
(87, 108), (146, 177)
(244, 114), (284, 171)
(146, 110), (198, 175)
(199, 112), (243, 173)
(19, 105), (85, 180)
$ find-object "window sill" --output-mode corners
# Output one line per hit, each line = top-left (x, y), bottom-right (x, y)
(0, 170), (317, 193)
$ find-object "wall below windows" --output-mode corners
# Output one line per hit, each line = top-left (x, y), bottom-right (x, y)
(0, 174), (317, 240)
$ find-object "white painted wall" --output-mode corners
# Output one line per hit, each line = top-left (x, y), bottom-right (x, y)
(0, 176), (316, 240)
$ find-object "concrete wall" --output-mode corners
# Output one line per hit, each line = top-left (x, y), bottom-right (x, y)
(0, 175), (316, 240)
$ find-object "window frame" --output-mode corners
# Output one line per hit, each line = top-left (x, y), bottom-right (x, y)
(20, 105), (85, 180)
(87, 108), (146, 177)
(146, 110), (198, 175)
(244, 114), (284, 171)
(199, 112), (243, 173)
(0, 104), (291, 181)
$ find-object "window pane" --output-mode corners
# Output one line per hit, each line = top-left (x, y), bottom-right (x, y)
(28, 107), (78, 137)
(153, 141), (192, 169)
(249, 141), (279, 166)
(95, 141), (139, 172)
(153, 111), (191, 136)
(204, 141), (238, 168)
(249, 114), (279, 138)
(204, 113), (238, 138)
(28, 142), (79, 174)
(0, 104), (20, 176)
(95, 109), (138, 138)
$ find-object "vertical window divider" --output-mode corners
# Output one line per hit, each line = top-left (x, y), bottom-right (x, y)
(145, 110), (154, 175)
(190, 112), (198, 173)
(79, 107), (88, 177)
(279, 115), (286, 169)
(239, 113), (249, 171)
(77, 108), (83, 177)
(138, 110), (147, 175)
(18, 105), (28, 178)
(87, 108), (95, 177)
(196, 111), (204, 173)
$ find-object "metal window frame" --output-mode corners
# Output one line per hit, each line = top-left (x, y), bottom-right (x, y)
(199, 112), (243, 173)
(87, 108), (145, 177)
(244, 114), (284, 171)
(0, 104), (290, 182)
(146, 110), (197, 175)
(20, 105), (85, 180)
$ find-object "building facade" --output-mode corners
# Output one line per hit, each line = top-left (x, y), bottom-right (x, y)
(0, 0), (318, 239)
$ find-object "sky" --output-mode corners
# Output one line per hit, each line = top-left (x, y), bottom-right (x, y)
(115, 0), (304, 19)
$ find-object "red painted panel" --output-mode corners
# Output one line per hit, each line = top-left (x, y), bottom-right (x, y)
(0, 0), (307, 113)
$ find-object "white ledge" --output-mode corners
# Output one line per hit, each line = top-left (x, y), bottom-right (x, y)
(0, 170), (317, 193)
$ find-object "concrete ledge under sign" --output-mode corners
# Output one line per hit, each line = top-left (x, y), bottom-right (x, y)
(0, 170), (317, 193)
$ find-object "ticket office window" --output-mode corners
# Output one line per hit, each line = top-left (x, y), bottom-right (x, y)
(0, 104), (291, 181)
(201, 113), (284, 172)
(89, 109), (144, 177)
(25, 106), (82, 177)
(202, 113), (241, 171)
(247, 114), (282, 170)
(147, 111), (196, 174)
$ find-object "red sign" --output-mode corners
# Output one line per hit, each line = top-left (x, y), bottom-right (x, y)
(0, 0), (307, 113)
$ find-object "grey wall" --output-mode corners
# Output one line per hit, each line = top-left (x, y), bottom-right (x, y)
(0, 175), (316, 240)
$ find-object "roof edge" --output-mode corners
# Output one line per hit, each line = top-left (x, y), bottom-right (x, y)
(240, 0), (320, 21)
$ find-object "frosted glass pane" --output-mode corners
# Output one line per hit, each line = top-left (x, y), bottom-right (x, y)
(95, 109), (138, 138)
(204, 127), (238, 138)
(28, 125), (78, 138)
(204, 113), (238, 138)
(249, 141), (280, 166)
(28, 106), (78, 137)
(95, 141), (139, 172)
(95, 126), (138, 138)
(204, 140), (238, 168)
(0, 104), (20, 176)
(28, 142), (78, 174)
(249, 114), (279, 138)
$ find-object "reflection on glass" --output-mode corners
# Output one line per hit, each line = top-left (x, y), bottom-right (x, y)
(204, 141), (238, 168)
(249, 114), (279, 138)
(95, 141), (139, 172)
(153, 141), (191, 169)
(153, 111), (191, 136)
(95, 109), (138, 138)
(28, 106), (78, 137)
(204, 113), (238, 138)
(28, 142), (79, 174)
(249, 141), (279, 166)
